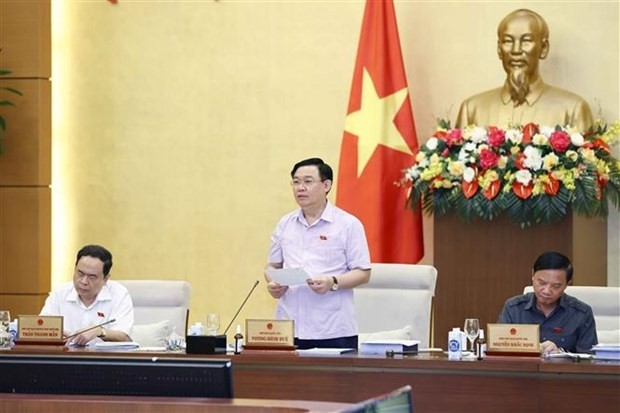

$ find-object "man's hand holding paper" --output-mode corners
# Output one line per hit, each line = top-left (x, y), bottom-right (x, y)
(265, 267), (311, 286)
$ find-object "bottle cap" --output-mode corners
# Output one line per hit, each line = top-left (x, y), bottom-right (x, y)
(236, 324), (242, 334)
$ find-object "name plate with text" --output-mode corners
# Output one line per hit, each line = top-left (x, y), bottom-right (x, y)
(487, 323), (540, 354)
(18, 315), (64, 342)
(245, 319), (295, 349)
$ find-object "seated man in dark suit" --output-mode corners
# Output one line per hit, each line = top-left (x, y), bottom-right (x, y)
(498, 251), (597, 353)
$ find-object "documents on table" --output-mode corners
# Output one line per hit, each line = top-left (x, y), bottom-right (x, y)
(591, 343), (620, 360)
(544, 349), (593, 360)
(93, 341), (140, 350)
(265, 267), (310, 286)
(297, 348), (356, 355)
(360, 340), (420, 355)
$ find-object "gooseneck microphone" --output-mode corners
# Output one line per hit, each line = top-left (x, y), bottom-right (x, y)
(223, 280), (260, 335)
(64, 318), (117, 341)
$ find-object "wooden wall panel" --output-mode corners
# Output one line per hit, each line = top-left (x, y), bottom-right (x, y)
(433, 212), (606, 349)
(0, 0), (51, 317)
(0, 294), (47, 316)
(0, 0), (51, 78)
(0, 79), (51, 186)
(0, 187), (51, 294)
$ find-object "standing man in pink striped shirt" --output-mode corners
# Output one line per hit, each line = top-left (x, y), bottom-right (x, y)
(265, 158), (371, 350)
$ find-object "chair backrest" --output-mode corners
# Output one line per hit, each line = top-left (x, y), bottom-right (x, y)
(119, 280), (191, 335)
(355, 264), (438, 348)
(523, 285), (620, 339)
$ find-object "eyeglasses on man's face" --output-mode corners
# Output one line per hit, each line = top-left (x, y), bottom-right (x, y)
(290, 178), (325, 188)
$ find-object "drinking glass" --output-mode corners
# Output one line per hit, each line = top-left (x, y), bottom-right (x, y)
(464, 318), (480, 353)
(0, 310), (10, 332)
(0, 310), (12, 349)
(206, 313), (220, 336)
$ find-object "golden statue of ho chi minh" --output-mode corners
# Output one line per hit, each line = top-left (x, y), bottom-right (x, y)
(455, 9), (594, 132)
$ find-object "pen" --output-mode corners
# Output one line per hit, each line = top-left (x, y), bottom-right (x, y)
(64, 319), (116, 340)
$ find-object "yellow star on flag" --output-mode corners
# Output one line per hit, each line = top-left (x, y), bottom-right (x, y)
(344, 67), (413, 177)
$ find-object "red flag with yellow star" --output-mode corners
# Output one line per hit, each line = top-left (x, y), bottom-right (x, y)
(336, 0), (423, 263)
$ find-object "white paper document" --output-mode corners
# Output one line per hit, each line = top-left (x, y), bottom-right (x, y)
(93, 341), (140, 350)
(297, 348), (356, 355)
(265, 267), (310, 286)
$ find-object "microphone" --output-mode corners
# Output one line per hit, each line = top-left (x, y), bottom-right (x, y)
(64, 318), (117, 341)
(223, 280), (260, 335)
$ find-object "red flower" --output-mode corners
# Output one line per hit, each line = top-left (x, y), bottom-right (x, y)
(443, 129), (463, 147)
(592, 137), (611, 154)
(515, 153), (527, 169)
(487, 127), (506, 147)
(462, 180), (479, 199)
(483, 180), (501, 200)
(522, 123), (537, 144)
(512, 182), (533, 199)
(543, 176), (560, 196)
(549, 130), (571, 153)
(479, 149), (499, 170)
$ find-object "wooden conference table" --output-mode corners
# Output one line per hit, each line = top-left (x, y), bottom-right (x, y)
(2, 345), (619, 413)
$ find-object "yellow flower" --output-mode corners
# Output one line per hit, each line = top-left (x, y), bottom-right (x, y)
(478, 170), (499, 190)
(532, 133), (548, 145)
(542, 153), (559, 171)
(497, 156), (508, 169)
(415, 151), (427, 163)
(420, 163), (442, 181)
(579, 148), (596, 163)
(565, 150), (578, 162)
(447, 160), (465, 177)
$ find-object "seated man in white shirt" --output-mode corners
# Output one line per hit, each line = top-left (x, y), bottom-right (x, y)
(40, 244), (134, 345)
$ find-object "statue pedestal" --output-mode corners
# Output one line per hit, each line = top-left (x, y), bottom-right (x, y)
(432, 212), (606, 349)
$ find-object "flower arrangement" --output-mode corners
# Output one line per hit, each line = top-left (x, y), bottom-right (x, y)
(402, 120), (620, 227)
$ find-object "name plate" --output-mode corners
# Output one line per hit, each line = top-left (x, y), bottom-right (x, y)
(245, 319), (294, 348)
(487, 323), (539, 354)
(18, 315), (64, 342)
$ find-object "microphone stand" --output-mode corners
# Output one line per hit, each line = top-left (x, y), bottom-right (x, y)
(223, 280), (260, 335)
(64, 319), (117, 341)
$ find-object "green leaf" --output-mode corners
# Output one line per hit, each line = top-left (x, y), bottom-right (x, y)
(1, 87), (22, 96)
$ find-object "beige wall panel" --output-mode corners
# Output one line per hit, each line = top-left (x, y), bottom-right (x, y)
(0, 79), (51, 186)
(0, 187), (50, 293)
(51, 2), (619, 336)
(0, 0), (51, 78)
(0, 294), (46, 317)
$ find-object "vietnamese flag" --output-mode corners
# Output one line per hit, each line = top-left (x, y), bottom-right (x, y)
(337, 0), (423, 263)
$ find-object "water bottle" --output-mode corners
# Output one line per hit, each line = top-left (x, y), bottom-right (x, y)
(448, 327), (462, 360)
(234, 324), (244, 354)
(476, 329), (487, 360)
(8, 319), (18, 341)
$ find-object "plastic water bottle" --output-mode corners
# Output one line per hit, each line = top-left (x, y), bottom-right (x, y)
(448, 327), (462, 360)
(234, 324), (244, 354)
(476, 329), (487, 360)
(8, 319), (18, 341)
